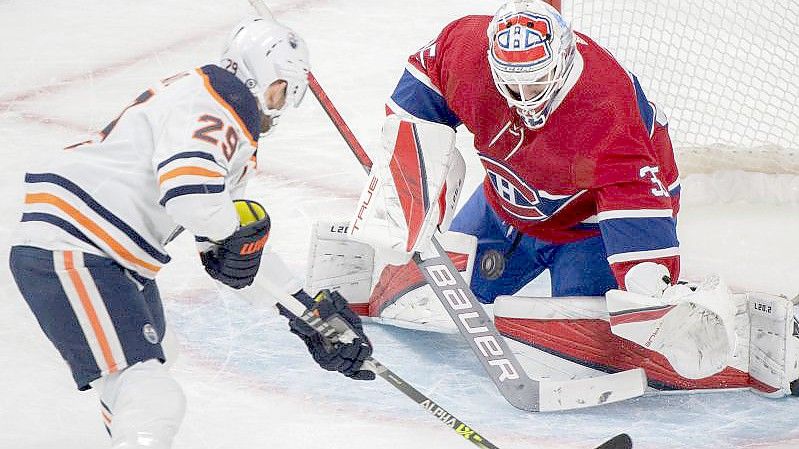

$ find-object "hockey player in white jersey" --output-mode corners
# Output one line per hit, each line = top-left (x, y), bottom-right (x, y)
(9, 17), (374, 449)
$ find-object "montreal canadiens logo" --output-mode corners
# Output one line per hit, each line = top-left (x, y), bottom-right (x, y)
(491, 13), (553, 69)
(480, 156), (546, 221)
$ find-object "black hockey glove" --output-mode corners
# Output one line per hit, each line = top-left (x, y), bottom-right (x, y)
(278, 289), (375, 381)
(199, 199), (270, 289)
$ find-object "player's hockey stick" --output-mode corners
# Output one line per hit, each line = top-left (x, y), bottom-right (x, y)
(304, 71), (647, 411)
(250, 276), (633, 449)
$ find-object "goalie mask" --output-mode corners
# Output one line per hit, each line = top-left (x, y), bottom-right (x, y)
(487, 1), (576, 129)
(221, 17), (310, 120)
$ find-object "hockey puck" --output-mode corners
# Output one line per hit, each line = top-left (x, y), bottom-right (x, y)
(479, 249), (505, 280)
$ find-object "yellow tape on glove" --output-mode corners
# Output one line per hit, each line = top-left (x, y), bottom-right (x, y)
(234, 199), (268, 226)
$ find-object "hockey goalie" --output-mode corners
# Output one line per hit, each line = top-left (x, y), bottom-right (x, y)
(306, 0), (799, 398)
(307, 115), (799, 398)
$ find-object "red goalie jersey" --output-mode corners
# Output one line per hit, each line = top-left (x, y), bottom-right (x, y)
(387, 15), (681, 288)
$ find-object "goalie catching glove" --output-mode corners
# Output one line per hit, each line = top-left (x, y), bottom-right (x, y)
(606, 262), (738, 379)
(278, 289), (375, 381)
(199, 199), (271, 289)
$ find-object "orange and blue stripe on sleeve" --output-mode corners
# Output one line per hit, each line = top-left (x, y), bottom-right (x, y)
(158, 166), (223, 185)
(156, 151), (227, 207)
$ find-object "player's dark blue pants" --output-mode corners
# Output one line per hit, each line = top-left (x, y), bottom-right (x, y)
(9, 246), (165, 390)
(450, 187), (617, 304)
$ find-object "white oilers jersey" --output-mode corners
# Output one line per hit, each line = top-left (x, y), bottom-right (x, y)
(15, 65), (262, 279)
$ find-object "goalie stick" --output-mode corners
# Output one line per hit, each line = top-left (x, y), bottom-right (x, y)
(252, 276), (633, 449)
(246, 0), (644, 413)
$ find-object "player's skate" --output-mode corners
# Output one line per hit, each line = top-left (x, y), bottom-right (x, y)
(305, 219), (476, 333)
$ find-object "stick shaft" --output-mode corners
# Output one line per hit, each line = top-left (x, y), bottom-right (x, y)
(370, 361), (500, 449)
(307, 73), (374, 173)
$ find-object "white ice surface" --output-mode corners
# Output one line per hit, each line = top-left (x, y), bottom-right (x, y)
(1, 1), (798, 448)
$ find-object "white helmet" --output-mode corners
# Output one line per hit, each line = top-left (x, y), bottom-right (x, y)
(487, 1), (576, 129)
(221, 17), (310, 117)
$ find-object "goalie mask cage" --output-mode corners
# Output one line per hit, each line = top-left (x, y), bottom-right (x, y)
(550, 0), (798, 175)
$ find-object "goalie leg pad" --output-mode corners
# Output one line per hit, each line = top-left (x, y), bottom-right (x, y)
(493, 295), (759, 393)
(303, 219), (476, 332)
(367, 231), (477, 333)
(494, 291), (799, 397)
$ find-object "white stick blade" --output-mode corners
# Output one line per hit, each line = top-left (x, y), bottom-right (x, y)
(538, 368), (647, 412)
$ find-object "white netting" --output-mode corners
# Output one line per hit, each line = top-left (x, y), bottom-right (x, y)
(562, 0), (799, 175)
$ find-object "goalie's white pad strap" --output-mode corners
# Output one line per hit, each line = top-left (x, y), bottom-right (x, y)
(494, 295), (608, 320)
(606, 275), (737, 379)
(349, 115), (463, 264)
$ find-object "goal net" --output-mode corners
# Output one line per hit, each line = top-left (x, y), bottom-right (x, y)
(560, 0), (798, 176)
